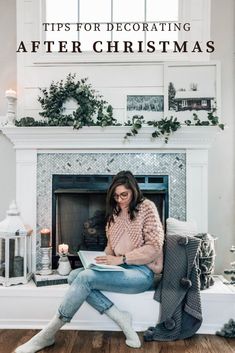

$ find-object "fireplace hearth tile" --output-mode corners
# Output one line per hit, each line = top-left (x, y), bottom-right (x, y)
(37, 153), (186, 230)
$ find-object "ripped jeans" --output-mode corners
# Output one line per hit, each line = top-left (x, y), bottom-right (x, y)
(58, 264), (154, 322)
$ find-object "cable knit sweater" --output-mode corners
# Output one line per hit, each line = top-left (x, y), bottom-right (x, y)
(105, 199), (165, 274)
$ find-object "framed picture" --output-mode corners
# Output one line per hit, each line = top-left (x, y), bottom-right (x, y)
(126, 94), (164, 121)
(164, 62), (221, 122)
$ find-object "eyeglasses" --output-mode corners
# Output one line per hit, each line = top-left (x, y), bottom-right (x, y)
(113, 192), (130, 201)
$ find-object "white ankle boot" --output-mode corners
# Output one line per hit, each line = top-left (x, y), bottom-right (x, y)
(106, 305), (141, 348)
(14, 315), (65, 353)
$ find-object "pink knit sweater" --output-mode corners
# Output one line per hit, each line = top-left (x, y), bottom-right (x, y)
(105, 199), (164, 274)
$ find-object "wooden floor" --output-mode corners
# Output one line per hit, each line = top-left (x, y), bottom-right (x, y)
(1, 330), (234, 353)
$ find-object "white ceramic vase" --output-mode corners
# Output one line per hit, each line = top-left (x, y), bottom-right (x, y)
(57, 255), (71, 276)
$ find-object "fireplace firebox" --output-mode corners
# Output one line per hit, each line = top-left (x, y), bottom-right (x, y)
(52, 174), (168, 268)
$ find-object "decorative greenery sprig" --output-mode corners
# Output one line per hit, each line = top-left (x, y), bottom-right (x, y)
(15, 117), (48, 127)
(148, 116), (181, 143)
(185, 110), (224, 130)
(124, 115), (145, 138)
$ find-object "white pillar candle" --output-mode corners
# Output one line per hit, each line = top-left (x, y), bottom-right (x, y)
(5, 89), (17, 99)
(58, 243), (69, 254)
(40, 228), (51, 248)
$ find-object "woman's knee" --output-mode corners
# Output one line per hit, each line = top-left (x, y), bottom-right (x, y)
(67, 268), (84, 285)
(76, 269), (96, 287)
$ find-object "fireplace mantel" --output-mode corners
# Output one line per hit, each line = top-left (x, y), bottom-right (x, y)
(1, 126), (220, 150)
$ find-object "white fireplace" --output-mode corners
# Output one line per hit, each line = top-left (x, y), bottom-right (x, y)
(2, 125), (220, 272)
(2, 125), (235, 335)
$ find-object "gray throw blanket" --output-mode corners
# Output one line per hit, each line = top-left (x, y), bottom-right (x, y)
(144, 233), (202, 341)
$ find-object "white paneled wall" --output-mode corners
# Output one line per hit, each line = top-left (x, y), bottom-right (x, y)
(19, 63), (164, 123)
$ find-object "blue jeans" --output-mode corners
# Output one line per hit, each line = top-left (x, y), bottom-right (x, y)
(58, 265), (154, 322)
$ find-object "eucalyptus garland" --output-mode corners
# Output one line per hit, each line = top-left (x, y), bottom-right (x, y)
(15, 117), (48, 127)
(124, 109), (224, 143)
(15, 74), (224, 143)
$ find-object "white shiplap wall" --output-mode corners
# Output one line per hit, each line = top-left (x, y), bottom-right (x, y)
(20, 63), (164, 123)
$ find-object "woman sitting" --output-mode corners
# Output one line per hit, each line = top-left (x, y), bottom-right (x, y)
(15, 170), (164, 353)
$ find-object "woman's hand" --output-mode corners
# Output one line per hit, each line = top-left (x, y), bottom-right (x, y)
(95, 255), (123, 266)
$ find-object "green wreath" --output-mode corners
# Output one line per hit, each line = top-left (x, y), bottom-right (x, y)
(37, 73), (118, 128)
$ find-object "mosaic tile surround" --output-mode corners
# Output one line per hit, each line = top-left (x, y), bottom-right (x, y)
(37, 152), (186, 230)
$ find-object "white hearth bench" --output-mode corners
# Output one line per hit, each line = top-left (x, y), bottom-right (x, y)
(0, 276), (234, 334)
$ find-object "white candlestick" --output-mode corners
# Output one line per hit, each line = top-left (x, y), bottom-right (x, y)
(39, 247), (52, 275)
(5, 89), (17, 126)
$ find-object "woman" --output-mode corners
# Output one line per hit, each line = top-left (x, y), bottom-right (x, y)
(15, 171), (164, 353)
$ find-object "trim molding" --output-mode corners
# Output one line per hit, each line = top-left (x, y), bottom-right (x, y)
(1, 126), (221, 150)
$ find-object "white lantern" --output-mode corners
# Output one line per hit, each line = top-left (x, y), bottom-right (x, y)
(0, 201), (32, 286)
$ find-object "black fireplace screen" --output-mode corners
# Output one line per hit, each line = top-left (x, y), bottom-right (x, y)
(52, 174), (168, 268)
(56, 193), (107, 254)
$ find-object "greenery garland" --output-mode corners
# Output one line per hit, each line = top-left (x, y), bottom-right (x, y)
(124, 109), (224, 143)
(15, 74), (224, 143)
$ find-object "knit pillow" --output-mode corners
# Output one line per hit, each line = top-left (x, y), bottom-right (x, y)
(166, 217), (198, 237)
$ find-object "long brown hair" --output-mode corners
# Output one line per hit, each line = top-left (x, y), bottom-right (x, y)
(106, 171), (144, 226)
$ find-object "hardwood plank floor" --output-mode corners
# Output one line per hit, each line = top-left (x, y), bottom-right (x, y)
(1, 330), (234, 353)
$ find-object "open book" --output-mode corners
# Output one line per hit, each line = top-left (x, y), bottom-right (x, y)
(78, 250), (126, 272)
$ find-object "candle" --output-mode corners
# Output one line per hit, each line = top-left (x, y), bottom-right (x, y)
(40, 228), (51, 248)
(5, 89), (17, 99)
(58, 243), (69, 255)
